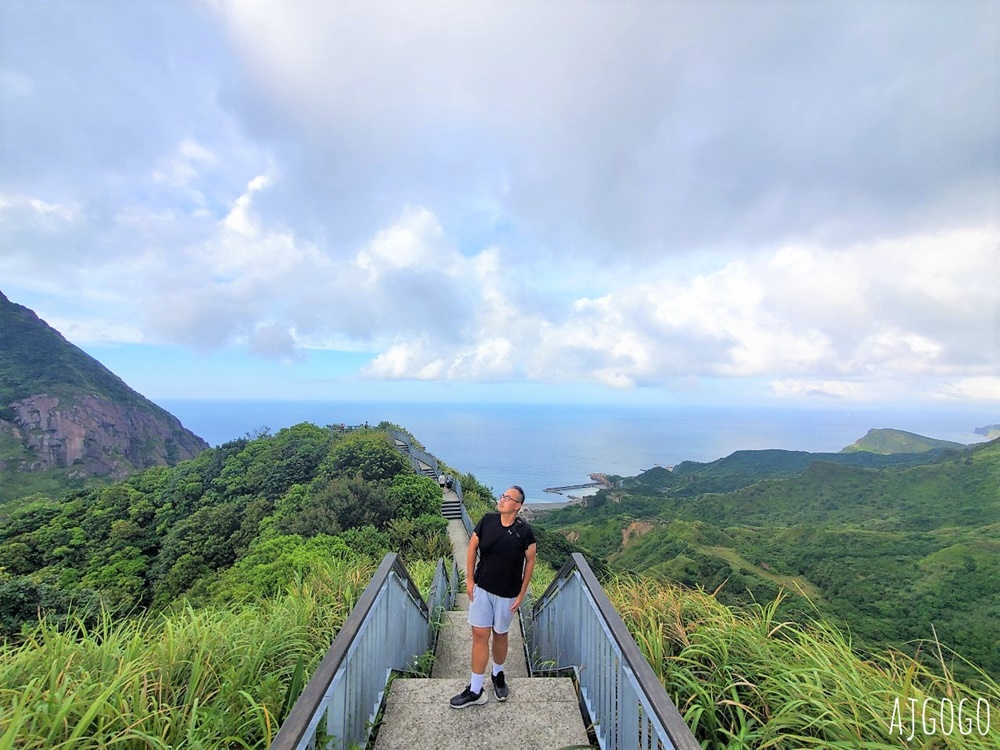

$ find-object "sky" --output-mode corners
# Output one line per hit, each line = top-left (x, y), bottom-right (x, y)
(1, 1), (998, 408)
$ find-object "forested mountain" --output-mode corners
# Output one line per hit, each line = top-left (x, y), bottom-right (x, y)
(0, 423), (476, 635)
(539, 436), (1000, 680)
(0, 290), (207, 504)
(619, 444), (958, 499)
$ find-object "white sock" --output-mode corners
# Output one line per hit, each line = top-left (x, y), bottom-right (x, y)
(470, 672), (485, 694)
(492, 662), (505, 676)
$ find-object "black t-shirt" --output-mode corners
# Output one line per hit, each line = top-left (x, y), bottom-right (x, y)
(473, 512), (536, 598)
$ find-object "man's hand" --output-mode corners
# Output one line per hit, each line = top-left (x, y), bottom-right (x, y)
(509, 595), (523, 613)
(466, 533), (479, 604)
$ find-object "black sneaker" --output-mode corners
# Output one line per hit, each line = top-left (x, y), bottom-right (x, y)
(491, 671), (509, 702)
(449, 685), (487, 709)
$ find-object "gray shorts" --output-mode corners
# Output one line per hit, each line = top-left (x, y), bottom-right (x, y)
(468, 585), (516, 634)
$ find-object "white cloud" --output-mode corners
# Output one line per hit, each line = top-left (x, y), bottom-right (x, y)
(0, 193), (82, 226)
(45, 317), (145, 346)
(367, 341), (446, 381)
(770, 379), (868, 401)
(937, 377), (1000, 402)
(207, 1), (999, 258)
(153, 138), (219, 189)
(853, 328), (943, 375)
(3, 1), (997, 405)
(352, 226), (998, 397)
(223, 174), (273, 237)
(356, 207), (445, 278)
(248, 322), (302, 362)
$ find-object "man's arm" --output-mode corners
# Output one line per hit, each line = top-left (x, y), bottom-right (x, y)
(510, 542), (537, 613)
(466, 533), (480, 601)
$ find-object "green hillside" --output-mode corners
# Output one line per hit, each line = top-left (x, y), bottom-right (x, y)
(659, 446), (951, 497)
(842, 427), (966, 454)
(0, 424), (445, 617)
(0, 291), (150, 413)
(540, 437), (1000, 679)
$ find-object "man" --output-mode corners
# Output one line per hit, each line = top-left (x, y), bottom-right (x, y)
(449, 485), (537, 708)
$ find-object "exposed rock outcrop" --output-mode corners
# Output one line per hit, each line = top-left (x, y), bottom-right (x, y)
(621, 520), (654, 547)
(2, 392), (207, 479)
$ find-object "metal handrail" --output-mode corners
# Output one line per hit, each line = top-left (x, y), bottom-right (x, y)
(459, 500), (474, 538)
(526, 553), (700, 750)
(389, 429), (440, 478)
(449, 556), (459, 603)
(451, 477), (475, 537)
(270, 553), (433, 750)
(427, 557), (456, 622)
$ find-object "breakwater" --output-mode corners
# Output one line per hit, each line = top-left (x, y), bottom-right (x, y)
(544, 481), (602, 495)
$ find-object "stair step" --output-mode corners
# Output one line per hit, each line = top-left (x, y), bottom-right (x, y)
(372, 677), (590, 750)
(432, 611), (527, 678)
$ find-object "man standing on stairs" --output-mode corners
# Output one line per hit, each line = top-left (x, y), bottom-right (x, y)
(450, 485), (537, 709)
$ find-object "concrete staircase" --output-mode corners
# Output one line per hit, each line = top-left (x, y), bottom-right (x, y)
(373, 509), (592, 749)
(392, 433), (440, 479)
(441, 494), (464, 520)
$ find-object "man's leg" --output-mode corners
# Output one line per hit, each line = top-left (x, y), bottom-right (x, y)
(452, 587), (494, 708)
(471, 626), (492, 674)
(491, 629), (508, 666)
(490, 626), (511, 701)
(450, 626), (493, 708)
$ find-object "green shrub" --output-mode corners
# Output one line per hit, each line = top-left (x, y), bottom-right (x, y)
(387, 474), (442, 518)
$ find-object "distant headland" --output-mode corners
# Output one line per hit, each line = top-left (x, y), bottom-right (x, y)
(975, 424), (1000, 439)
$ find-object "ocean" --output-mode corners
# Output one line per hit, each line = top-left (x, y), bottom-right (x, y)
(157, 400), (996, 504)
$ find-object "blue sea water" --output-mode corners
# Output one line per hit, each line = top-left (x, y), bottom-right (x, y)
(158, 400), (995, 504)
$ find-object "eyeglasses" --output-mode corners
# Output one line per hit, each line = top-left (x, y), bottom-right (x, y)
(498, 493), (522, 504)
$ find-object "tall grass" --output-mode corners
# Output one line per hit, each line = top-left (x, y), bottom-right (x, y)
(0, 557), (375, 749)
(605, 574), (1000, 749)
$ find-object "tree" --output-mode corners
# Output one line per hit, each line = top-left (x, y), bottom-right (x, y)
(263, 423), (333, 498)
(387, 474), (442, 519)
(311, 475), (396, 531)
(322, 432), (409, 484)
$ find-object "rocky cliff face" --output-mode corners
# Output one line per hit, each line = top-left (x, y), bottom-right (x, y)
(1, 290), (209, 487)
(1, 392), (207, 479)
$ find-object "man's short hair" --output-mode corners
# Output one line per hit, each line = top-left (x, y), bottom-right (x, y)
(512, 485), (526, 503)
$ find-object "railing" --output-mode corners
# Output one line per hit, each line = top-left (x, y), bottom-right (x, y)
(525, 553), (700, 750)
(448, 477), (475, 537)
(389, 429), (440, 478)
(427, 556), (457, 622)
(270, 553), (447, 750)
